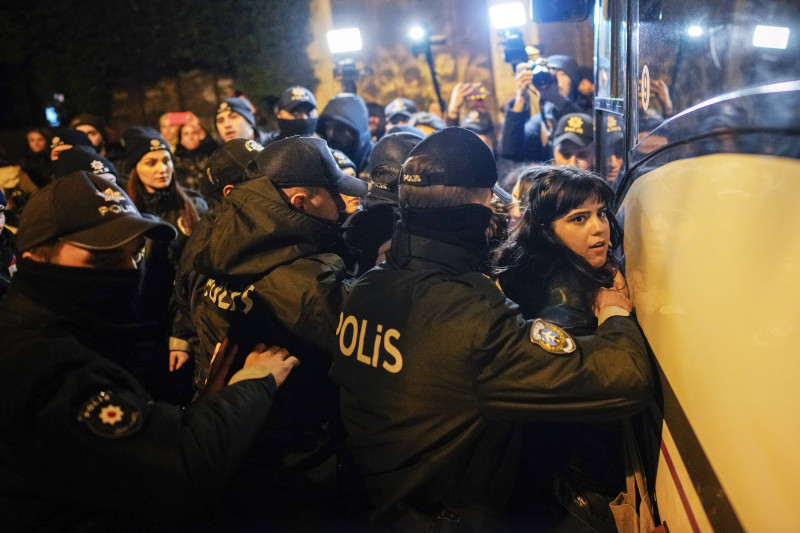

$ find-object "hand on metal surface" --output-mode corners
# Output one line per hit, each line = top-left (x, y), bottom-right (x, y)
(594, 271), (632, 316)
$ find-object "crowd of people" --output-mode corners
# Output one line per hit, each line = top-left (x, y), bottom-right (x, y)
(0, 53), (656, 532)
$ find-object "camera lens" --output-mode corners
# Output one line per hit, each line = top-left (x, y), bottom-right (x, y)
(532, 65), (555, 90)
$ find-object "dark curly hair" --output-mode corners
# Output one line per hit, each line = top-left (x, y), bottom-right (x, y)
(493, 165), (622, 308)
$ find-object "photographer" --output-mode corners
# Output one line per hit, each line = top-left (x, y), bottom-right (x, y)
(499, 54), (585, 163)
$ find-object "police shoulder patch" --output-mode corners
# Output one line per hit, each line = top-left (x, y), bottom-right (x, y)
(77, 390), (143, 439)
(530, 319), (576, 355)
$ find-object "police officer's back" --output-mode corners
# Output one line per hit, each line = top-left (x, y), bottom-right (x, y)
(329, 127), (654, 531)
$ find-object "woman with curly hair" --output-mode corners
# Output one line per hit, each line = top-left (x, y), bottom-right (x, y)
(494, 165), (629, 533)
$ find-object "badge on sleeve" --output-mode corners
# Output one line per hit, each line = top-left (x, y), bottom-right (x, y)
(77, 390), (142, 439)
(530, 319), (576, 355)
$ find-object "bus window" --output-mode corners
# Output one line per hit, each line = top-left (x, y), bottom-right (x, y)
(616, 0), (800, 197)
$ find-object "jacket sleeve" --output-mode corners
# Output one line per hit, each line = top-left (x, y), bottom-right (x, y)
(256, 253), (351, 353)
(499, 98), (551, 162)
(28, 345), (277, 518)
(466, 276), (653, 422)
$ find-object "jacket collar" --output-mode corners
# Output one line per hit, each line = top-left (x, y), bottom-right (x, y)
(388, 224), (482, 275)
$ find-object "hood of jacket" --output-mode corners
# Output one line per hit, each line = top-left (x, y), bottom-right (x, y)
(192, 177), (347, 283)
(316, 93), (373, 170)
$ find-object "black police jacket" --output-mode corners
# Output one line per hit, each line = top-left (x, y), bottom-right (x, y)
(0, 277), (278, 530)
(191, 177), (356, 472)
(329, 227), (653, 532)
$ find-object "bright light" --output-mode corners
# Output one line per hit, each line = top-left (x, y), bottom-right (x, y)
(45, 107), (59, 127)
(752, 25), (789, 49)
(489, 2), (526, 29)
(327, 28), (362, 54)
(409, 26), (425, 41)
(687, 25), (703, 37)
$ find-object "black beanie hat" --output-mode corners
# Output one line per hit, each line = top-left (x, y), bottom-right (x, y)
(69, 113), (107, 140)
(50, 129), (95, 151)
(216, 97), (256, 127)
(123, 126), (171, 170)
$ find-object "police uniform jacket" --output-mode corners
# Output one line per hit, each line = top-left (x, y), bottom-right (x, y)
(329, 224), (654, 531)
(0, 269), (279, 530)
(191, 177), (356, 473)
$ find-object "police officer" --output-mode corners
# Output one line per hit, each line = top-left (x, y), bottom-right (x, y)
(329, 127), (654, 531)
(262, 85), (318, 146)
(190, 136), (368, 529)
(0, 171), (298, 529)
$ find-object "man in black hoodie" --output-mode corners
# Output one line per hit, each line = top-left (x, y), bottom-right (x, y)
(191, 136), (368, 530)
(316, 92), (374, 173)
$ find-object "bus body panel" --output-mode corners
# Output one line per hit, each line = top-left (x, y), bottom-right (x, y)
(621, 153), (800, 530)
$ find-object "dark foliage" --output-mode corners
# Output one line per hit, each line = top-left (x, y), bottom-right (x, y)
(0, 0), (317, 127)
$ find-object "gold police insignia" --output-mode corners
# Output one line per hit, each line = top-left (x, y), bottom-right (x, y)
(565, 116), (585, 134)
(530, 319), (576, 354)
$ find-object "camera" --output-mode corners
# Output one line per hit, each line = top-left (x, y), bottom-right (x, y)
(500, 28), (529, 69)
(332, 58), (373, 94)
(530, 59), (556, 91)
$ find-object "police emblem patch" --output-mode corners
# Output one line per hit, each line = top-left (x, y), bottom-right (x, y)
(77, 390), (142, 438)
(90, 159), (108, 174)
(245, 140), (263, 152)
(530, 319), (576, 354)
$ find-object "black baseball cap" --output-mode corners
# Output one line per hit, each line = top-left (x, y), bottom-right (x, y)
(401, 127), (512, 202)
(204, 138), (264, 196)
(368, 132), (423, 196)
(409, 111), (446, 132)
(278, 86), (317, 113)
(552, 113), (594, 148)
(55, 146), (118, 179)
(330, 148), (356, 171)
(384, 98), (417, 123)
(16, 171), (176, 253)
(246, 136), (368, 197)
(460, 109), (493, 134)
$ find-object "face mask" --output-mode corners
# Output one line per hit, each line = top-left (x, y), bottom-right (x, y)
(279, 117), (318, 137)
